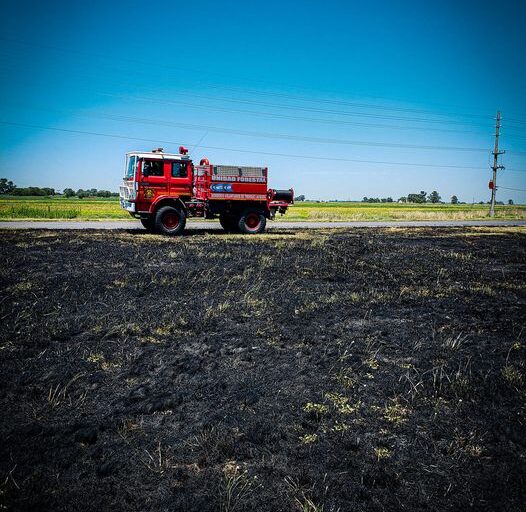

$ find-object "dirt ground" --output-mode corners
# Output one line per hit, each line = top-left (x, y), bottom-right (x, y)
(0, 227), (525, 512)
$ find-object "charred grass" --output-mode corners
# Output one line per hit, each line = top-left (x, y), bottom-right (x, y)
(0, 227), (525, 511)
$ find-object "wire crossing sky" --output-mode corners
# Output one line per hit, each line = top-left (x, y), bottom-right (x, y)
(0, 0), (525, 202)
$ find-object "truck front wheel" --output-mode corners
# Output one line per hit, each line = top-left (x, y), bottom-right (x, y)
(238, 208), (266, 234)
(140, 217), (155, 232)
(154, 206), (186, 236)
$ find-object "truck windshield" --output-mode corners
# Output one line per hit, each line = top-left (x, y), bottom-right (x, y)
(125, 156), (137, 179)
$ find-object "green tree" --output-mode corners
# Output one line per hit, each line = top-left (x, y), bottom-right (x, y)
(451, 195), (459, 204)
(0, 178), (15, 195)
(428, 191), (441, 203)
(407, 192), (427, 203)
(508, 199), (514, 205)
(12, 186), (48, 196)
(63, 188), (75, 197)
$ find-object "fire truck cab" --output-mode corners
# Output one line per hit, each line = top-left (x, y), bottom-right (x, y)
(119, 147), (293, 235)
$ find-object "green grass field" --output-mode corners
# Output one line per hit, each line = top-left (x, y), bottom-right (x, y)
(0, 197), (126, 220)
(0, 196), (524, 221)
(282, 202), (526, 221)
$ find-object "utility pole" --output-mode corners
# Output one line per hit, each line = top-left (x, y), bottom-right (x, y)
(489, 111), (505, 217)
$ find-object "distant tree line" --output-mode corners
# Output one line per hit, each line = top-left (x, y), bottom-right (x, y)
(398, 191), (450, 204)
(0, 178), (117, 198)
(397, 191), (439, 203)
(0, 178), (56, 196)
(63, 188), (118, 198)
(277, 193), (515, 205)
(361, 191), (514, 205)
(362, 197), (393, 203)
(361, 192), (446, 204)
(0, 187), (55, 196)
(476, 200), (506, 205)
(10, 186), (57, 196)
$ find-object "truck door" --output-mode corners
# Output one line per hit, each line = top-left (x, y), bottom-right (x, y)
(140, 158), (169, 199)
(168, 160), (192, 198)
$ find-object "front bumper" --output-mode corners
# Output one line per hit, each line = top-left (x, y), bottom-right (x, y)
(120, 198), (136, 212)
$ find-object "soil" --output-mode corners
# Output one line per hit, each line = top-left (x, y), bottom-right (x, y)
(0, 227), (525, 512)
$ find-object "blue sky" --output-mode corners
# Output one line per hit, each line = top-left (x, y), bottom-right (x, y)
(1, 0), (525, 202)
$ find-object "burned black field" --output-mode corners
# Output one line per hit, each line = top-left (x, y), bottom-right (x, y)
(0, 227), (525, 512)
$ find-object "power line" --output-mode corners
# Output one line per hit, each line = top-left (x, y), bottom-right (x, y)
(53, 90), (503, 136)
(0, 52), (511, 137)
(150, 90), (493, 126)
(8, 105), (495, 153)
(189, 83), (496, 121)
(505, 120), (526, 126)
(6, 85), (526, 150)
(99, 91), (497, 131)
(0, 79), (496, 137)
(498, 186), (526, 193)
(119, 102), (491, 143)
(508, 126), (526, 134)
(92, 113), (491, 152)
(112, 108), (495, 137)
(111, 91), (497, 127)
(506, 117), (526, 125)
(503, 133), (526, 141)
(0, 55), (494, 129)
(2, 37), (524, 153)
(0, 37), (499, 122)
(1, 120), (511, 171)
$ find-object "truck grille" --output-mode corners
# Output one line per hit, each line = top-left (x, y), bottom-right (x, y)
(120, 186), (130, 200)
(120, 183), (135, 200)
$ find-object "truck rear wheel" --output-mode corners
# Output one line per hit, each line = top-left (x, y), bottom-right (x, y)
(154, 206), (186, 236)
(140, 217), (155, 232)
(238, 208), (266, 234)
(219, 213), (239, 233)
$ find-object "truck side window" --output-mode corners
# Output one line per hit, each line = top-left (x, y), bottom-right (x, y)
(172, 162), (187, 178)
(143, 160), (164, 177)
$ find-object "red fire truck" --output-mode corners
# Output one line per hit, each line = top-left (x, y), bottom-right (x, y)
(119, 147), (293, 235)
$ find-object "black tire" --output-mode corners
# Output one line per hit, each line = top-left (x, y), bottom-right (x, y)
(140, 217), (155, 231)
(219, 213), (239, 233)
(238, 208), (266, 234)
(154, 206), (186, 236)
